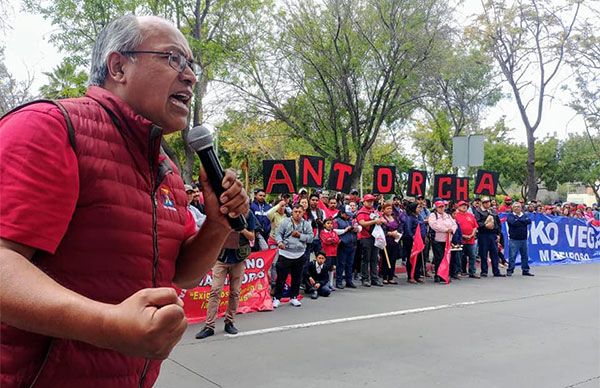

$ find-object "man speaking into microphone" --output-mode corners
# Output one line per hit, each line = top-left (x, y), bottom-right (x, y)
(0, 14), (248, 388)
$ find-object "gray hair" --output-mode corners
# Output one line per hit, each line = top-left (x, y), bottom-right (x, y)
(89, 14), (144, 86)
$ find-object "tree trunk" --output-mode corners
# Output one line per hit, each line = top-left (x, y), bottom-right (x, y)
(352, 152), (366, 191)
(591, 183), (600, 204)
(161, 139), (182, 173)
(526, 128), (538, 201)
(181, 61), (209, 184)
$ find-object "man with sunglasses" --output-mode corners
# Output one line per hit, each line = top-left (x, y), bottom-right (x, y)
(0, 15), (248, 387)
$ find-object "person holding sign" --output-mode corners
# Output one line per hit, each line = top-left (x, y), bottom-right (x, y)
(356, 194), (385, 287)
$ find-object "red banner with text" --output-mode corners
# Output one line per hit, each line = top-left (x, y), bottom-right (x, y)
(177, 249), (277, 324)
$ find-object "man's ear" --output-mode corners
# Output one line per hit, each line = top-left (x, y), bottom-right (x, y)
(106, 52), (128, 83)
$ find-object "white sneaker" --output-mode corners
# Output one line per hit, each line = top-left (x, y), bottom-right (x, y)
(289, 298), (302, 307)
(272, 298), (280, 308)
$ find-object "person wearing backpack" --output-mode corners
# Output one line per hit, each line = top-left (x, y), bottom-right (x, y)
(428, 201), (457, 283)
(196, 210), (257, 339)
(0, 15), (248, 387)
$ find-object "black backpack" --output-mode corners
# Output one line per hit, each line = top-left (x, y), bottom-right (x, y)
(428, 212), (439, 240)
(1, 100), (76, 150)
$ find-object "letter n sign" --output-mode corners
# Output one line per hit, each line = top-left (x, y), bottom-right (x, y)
(327, 160), (354, 193)
(263, 160), (297, 194)
(406, 169), (427, 197)
(299, 155), (324, 188)
(373, 166), (395, 194)
(474, 170), (499, 196)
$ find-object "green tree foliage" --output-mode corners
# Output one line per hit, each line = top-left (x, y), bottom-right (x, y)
(225, 0), (452, 185)
(410, 111), (453, 181)
(0, 48), (34, 115)
(484, 130), (598, 201)
(362, 139), (414, 196)
(24, 0), (144, 66)
(421, 41), (501, 138)
(217, 111), (316, 189)
(39, 59), (88, 99)
(558, 134), (600, 203)
(566, 7), (600, 158)
(25, 0), (272, 183)
(471, 0), (581, 201)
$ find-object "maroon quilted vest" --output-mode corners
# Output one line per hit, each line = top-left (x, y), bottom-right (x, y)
(1, 87), (188, 387)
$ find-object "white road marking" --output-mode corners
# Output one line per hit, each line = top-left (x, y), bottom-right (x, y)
(225, 299), (488, 338)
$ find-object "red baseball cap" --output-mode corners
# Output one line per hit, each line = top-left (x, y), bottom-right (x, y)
(363, 194), (376, 202)
(434, 200), (446, 208)
(457, 200), (468, 207)
(505, 196), (512, 202)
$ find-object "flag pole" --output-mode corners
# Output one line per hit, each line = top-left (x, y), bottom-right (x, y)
(422, 225), (429, 280)
(383, 246), (391, 269)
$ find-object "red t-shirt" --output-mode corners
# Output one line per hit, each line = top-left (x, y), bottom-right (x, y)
(455, 211), (478, 245)
(0, 104), (196, 254)
(0, 104), (79, 253)
(356, 207), (380, 240)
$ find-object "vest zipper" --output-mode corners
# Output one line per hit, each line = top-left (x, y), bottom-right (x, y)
(139, 126), (162, 388)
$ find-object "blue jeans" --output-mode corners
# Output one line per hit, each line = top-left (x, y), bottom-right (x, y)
(336, 243), (356, 284)
(307, 283), (331, 297)
(478, 233), (501, 276)
(461, 244), (477, 275)
(508, 239), (530, 273)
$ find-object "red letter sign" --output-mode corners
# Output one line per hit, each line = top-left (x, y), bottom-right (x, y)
(406, 170), (427, 197)
(373, 166), (395, 194)
(455, 177), (469, 201)
(299, 155), (324, 188)
(263, 160), (297, 194)
(327, 160), (354, 193)
(433, 174), (456, 200)
(474, 170), (499, 196)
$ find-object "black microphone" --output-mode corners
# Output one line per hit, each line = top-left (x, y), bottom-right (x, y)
(187, 125), (247, 231)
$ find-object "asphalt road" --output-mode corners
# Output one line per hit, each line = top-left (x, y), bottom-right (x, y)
(156, 263), (600, 388)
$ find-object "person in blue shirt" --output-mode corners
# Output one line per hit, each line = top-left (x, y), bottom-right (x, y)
(250, 189), (272, 247)
(506, 202), (534, 277)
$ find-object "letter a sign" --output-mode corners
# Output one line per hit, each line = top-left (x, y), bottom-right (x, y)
(474, 169), (499, 196)
(263, 160), (297, 194)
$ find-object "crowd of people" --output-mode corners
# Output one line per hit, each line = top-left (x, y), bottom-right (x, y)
(193, 186), (600, 338)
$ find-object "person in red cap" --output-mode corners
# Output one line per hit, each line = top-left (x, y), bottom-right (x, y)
(455, 201), (480, 278)
(428, 201), (457, 282)
(498, 196), (513, 213)
(355, 194), (384, 287)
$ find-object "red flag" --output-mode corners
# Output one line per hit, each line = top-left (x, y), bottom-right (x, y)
(409, 224), (425, 279)
(437, 234), (452, 284)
